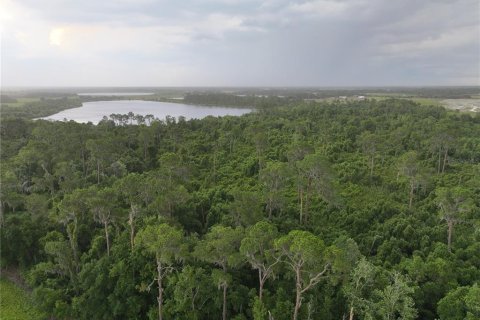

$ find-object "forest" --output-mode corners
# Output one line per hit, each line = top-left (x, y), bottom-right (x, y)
(1, 98), (479, 320)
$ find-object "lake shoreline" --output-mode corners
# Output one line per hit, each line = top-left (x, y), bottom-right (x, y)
(39, 100), (253, 124)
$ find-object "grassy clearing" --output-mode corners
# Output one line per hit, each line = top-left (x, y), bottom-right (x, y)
(408, 97), (441, 106)
(0, 278), (45, 320)
(365, 96), (440, 106)
(1, 97), (40, 107)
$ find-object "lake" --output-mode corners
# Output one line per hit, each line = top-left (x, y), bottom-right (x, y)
(41, 100), (252, 124)
(77, 92), (154, 96)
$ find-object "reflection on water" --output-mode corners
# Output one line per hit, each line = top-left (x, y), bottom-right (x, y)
(77, 92), (154, 96)
(40, 100), (252, 124)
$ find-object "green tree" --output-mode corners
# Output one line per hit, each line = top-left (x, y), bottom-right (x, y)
(435, 187), (475, 251)
(114, 173), (145, 251)
(357, 131), (380, 176)
(228, 190), (263, 227)
(240, 221), (280, 302)
(136, 223), (186, 320)
(296, 153), (336, 223)
(56, 189), (88, 270)
(87, 187), (118, 256)
(397, 151), (430, 208)
(274, 230), (336, 320)
(194, 225), (244, 320)
(373, 272), (417, 320)
(259, 162), (288, 219)
(343, 257), (376, 320)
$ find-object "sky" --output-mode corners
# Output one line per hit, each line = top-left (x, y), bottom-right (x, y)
(1, 0), (479, 87)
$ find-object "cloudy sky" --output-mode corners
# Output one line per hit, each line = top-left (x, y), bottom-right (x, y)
(1, 0), (478, 87)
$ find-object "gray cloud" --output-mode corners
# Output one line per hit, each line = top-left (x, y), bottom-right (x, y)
(2, 0), (478, 86)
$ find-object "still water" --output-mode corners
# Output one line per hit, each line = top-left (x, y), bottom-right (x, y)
(41, 100), (252, 124)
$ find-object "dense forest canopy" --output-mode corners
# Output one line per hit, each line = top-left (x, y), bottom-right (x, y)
(1, 98), (479, 319)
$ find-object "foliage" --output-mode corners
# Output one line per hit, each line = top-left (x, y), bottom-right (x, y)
(0, 278), (46, 320)
(1, 98), (479, 319)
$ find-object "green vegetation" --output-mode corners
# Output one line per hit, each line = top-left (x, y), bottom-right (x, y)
(0, 278), (45, 320)
(1, 96), (82, 119)
(1, 97), (479, 319)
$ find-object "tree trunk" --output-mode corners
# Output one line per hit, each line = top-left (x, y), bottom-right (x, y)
(437, 150), (442, 174)
(0, 200), (4, 227)
(129, 204), (136, 251)
(129, 214), (135, 251)
(293, 285), (302, 320)
(104, 221), (110, 256)
(349, 306), (354, 320)
(222, 283), (228, 320)
(442, 148), (448, 173)
(67, 220), (79, 271)
(370, 156), (374, 176)
(213, 151), (217, 183)
(259, 269), (264, 302)
(157, 259), (163, 320)
(293, 269), (302, 320)
(447, 220), (453, 252)
(144, 141), (148, 161)
(409, 182), (415, 208)
(97, 160), (101, 184)
(299, 188), (303, 224)
(81, 148), (87, 177)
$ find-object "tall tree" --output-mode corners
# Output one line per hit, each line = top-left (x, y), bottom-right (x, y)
(274, 230), (336, 320)
(228, 190), (263, 227)
(194, 225), (244, 320)
(56, 189), (88, 270)
(435, 187), (475, 252)
(373, 272), (417, 320)
(114, 173), (145, 251)
(357, 131), (380, 176)
(135, 223), (185, 320)
(296, 153), (336, 223)
(343, 257), (376, 320)
(259, 162), (288, 219)
(87, 187), (118, 256)
(397, 151), (430, 208)
(240, 221), (280, 302)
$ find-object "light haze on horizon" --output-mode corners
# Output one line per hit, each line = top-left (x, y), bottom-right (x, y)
(1, 0), (479, 87)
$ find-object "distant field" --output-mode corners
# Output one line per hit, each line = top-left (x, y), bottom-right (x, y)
(441, 99), (480, 112)
(409, 97), (441, 106)
(0, 278), (45, 320)
(1, 97), (40, 107)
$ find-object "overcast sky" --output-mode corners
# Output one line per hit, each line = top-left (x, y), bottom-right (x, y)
(1, 0), (479, 87)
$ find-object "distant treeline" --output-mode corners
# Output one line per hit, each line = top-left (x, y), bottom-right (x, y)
(1, 97), (82, 120)
(182, 92), (299, 108)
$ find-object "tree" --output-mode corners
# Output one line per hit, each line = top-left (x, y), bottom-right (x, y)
(149, 184), (190, 219)
(228, 190), (263, 227)
(429, 132), (455, 174)
(343, 257), (376, 320)
(274, 230), (336, 320)
(296, 153), (336, 223)
(357, 131), (380, 176)
(397, 151), (430, 208)
(435, 187), (475, 252)
(194, 225), (244, 320)
(373, 272), (417, 320)
(135, 223), (185, 320)
(56, 189), (88, 270)
(87, 187), (118, 256)
(259, 162), (288, 219)
(240, 221), (280, 302)
(171, 266), (216, 319)
(114, 173), (145, 251)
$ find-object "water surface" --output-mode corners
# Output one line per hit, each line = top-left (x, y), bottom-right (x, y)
(77, 92), (154, 96)
(41, 100), (251, 124)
